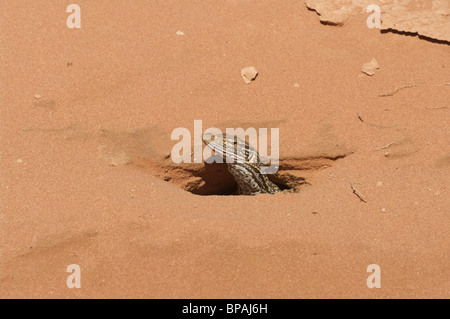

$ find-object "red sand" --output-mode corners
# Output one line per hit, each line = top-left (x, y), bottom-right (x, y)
(0, 0), (448, 298)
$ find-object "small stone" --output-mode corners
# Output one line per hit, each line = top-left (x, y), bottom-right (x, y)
(294, 83), (300, 88)
(376, 181), (383, 187)
(362, 58), (380, 76)
(16, 159), (23, 163)
(241, 66), (258, 84)
(34, 94), (41, 99)
(176, 31), (184, 36)
(434, 191), (440, 196)
(381, 208), (386, 212)
(384, 152), (390, 157)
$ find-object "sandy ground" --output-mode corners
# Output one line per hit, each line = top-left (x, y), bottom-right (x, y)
(0, 0), (449, 298)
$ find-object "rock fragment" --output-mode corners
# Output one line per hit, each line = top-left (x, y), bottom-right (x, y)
(241, 67), (258, 84)
(362, 58), (380, 76)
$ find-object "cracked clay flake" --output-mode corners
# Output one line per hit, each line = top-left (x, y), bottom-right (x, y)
(305, 0), (450, 43)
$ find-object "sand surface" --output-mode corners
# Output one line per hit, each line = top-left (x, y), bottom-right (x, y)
(1, 0), (449, 298)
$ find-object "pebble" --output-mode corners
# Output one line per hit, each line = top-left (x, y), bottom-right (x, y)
(176, 31), (184, 36)
(241, 66), (258, 84)
(362, 58), (380, 76)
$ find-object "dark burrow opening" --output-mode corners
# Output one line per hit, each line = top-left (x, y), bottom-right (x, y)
(185, 162), (304, 196)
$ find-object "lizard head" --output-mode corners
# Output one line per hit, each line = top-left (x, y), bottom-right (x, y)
(202, 132), (260, 164)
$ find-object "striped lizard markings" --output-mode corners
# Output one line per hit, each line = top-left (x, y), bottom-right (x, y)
(202, 133), (281, 195)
